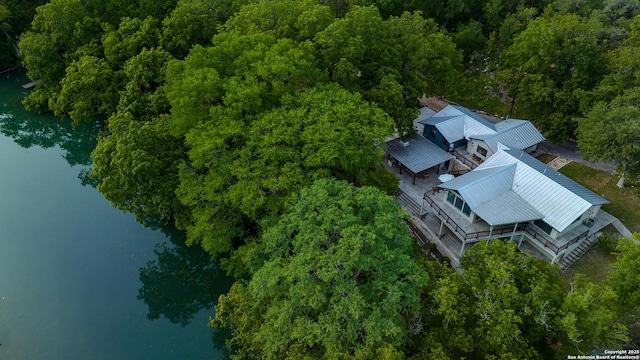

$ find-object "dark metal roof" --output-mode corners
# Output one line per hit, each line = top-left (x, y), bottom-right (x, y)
(384, 134), (454, 174)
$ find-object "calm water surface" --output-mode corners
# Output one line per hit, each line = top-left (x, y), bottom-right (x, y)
(0, 71), (231, 359)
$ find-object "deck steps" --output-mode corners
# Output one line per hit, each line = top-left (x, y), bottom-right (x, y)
(558, 234), (599, 271)
(395, 190), (422, 216)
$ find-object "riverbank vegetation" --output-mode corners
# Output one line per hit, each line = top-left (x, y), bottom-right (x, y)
(14, 0), (640, 357)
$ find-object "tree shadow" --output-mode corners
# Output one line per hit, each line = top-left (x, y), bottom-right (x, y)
(0, 70), (102, 186)
(136, 226), (234, 353)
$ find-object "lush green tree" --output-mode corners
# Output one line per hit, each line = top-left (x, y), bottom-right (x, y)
(90, 46), (187, 227)
(213, 178), (427, 359)
(0, 4), (15, 68)
(502, 13), (607, 142)
(173, 82), (393, 258)
(315, 7), (462, 134)
(412, 240), (627, 359)
(18, 0), (93, 111)
(608, 235), (640, 307)
(161, 0), (234, 58)
(222, 0), (333, 42)
(575, 88), (640, 180)
(385, 11), (463, 104)
(50, 56), (122, 123)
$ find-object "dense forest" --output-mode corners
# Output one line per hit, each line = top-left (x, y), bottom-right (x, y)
(5, 0), (640, 358)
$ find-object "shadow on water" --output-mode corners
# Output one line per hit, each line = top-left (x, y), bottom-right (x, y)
(0, 69), (234, 357)
(137, 225), (234, 357)
(0, 70), (102, 187)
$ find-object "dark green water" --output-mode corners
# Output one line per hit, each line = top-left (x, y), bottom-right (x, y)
(0, 71), (232, 359)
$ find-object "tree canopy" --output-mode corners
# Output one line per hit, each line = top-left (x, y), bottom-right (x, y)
(13, 0), (640, 357)
(213, 178), (427, 359)
(411, 240), (627, 359)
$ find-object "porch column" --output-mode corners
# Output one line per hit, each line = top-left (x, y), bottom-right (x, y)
(509, 222), (518, 241)
(551, 253), (560, 264)
(487, 226), (493, 243)
(419, 200), (425, 217)
(438, 220), (444, 237)
(518, 233), (524, 248)
(459, 241), (466, 257)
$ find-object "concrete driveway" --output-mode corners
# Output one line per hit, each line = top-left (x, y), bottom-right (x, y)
(536, 140), (617, 173)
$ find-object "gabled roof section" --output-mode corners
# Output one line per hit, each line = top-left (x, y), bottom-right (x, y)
(435, 116), (465, 143)
(384, 134), (454, 174)
(415, 106), (437, 123)
(501, 149), (609, 206)
(451, 105), (496, 131)
(477, 149), (609, 231)
(418, 115), (459, 126)
(419, 105), (495, 143)
(470, 121), (545, 152)
(473, 191), (544, 226)
(439, 164), (515, 208)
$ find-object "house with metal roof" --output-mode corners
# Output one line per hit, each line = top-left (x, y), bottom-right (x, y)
(418, 105), (545, 163)
(421, 148), (611, 265)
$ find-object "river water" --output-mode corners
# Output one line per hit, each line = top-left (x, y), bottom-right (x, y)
(0, 71), (232, 359)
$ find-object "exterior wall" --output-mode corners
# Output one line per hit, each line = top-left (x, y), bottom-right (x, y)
(452, 138), (468, 150)
(466, 140), (493, 160)
(554, 205), (602, 237)
(423, 125), (449, 151)
(443, 190), (474, 221)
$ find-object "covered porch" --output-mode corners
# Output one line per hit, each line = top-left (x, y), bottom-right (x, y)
(384, 134), (454, 185)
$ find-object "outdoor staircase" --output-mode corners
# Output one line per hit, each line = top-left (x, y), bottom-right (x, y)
(394, 189), (422, 216)
(558, 234), (599, 271)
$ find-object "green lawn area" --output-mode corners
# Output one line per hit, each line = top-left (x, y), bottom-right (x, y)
(558, 162), (640, 233)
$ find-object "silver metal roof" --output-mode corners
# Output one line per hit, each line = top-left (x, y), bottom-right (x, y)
(439, 164), (515, 208)
(415, 106), (436, 123)
(471, 121), (545, 152)
(436, 116), (465, 143)
(479, 150), (609, 231)
(417, 115), (458, 126)
(473, 191), (544, 226)
(384, 134), (454, 174)
(451, 105), (496, 130)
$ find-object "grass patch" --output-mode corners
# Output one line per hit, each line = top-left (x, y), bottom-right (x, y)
(535, 153), (556, 164)
(559, 162), (640, 233)
(562, 242), (616, 286)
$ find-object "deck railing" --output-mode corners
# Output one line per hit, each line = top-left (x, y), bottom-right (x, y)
(422, 193), (591, 255)
(451, 149), (478, 169)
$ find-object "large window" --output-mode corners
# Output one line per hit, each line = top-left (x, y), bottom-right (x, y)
(534, 219), (553, 235)
(446, 191), (472, 218)
(447, 191), (455, 204)
(463, 203), (472, 216)
(477, 145), (488, 157)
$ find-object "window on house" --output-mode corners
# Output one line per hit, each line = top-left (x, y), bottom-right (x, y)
(430, 128), (437, 138)
(463, 203), (471, 216)
(454, 197), (463, 211)
(534, 219), (553, 235)
(447, 191), (455, 205)
(442, 138), (449, 147)
(477, 145), (488, 157)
